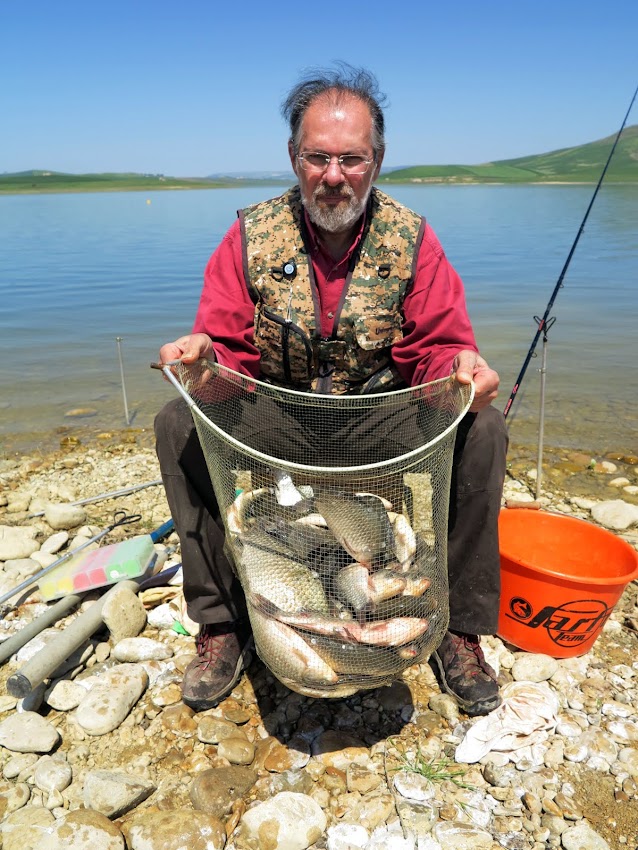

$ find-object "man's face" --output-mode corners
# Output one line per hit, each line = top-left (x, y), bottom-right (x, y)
(289, 94), (384, 234)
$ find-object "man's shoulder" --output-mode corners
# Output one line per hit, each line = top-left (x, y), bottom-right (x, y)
(371, 186), (423, 221)
(241, 186), (301, 218)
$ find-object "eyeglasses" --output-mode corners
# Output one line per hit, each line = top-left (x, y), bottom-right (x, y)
(297, 151), (374, 175)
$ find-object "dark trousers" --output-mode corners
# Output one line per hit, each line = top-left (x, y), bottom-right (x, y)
(154, 398), (508, 635)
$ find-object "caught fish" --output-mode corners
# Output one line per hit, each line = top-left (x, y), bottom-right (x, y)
(335, 564), (406, 615)
(355, 492), (393, 510)
(271, 468), (306, 507)
(314, 491), (397, 568)
(349, 616), (429, 647)
(303, 632), (416, 677)
(250, 608), (338, 686)
(277, 675), (361, 699)
(263, 517), (345, 568)
(227, 487), (270, 535)
(388, 511), (417, 570)
(372, 591), (439, 623)
(294, 513), (328, 528)
(250, 594), (428, 647)
(240, 528), (329, 615)
(402, 576), (430, 597)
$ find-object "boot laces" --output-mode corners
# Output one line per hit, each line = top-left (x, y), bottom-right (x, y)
(450, 633), (493, 680)
(196, 624), (236, 670)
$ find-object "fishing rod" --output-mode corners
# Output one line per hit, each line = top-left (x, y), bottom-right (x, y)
(503, 81), (638, 419)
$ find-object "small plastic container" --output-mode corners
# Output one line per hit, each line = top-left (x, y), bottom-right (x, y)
(39, 536), (157, 601)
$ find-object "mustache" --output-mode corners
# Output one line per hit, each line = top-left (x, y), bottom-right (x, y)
(313, 185), (354, 200)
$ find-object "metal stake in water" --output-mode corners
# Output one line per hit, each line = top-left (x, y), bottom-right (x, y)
(535, 315), (556, 499)
(115, 336), (130, 425)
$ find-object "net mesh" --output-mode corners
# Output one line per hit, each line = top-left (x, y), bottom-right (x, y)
(171, 360), (473, 698)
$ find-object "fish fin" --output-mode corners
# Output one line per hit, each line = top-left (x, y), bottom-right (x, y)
(248, 593), (284, 619)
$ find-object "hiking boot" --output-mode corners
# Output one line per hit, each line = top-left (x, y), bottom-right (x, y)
(182, 622), (253, 712)
(431, 630), (501, 716)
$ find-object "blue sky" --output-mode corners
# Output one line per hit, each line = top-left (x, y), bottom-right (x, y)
(3, 0), (637, 175)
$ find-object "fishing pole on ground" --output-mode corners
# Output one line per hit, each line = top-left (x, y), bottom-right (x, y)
(26, 479), (163, 519)
(502, 81), (638, 423)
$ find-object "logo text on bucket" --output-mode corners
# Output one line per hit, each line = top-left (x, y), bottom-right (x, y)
(506, 597), (612, 649)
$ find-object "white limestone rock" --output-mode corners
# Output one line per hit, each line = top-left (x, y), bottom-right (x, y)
(43, 502), (87, 530)
(591, 499), (638, 531)
(83, 769), (156, 818)
(0, 712), (60, 753)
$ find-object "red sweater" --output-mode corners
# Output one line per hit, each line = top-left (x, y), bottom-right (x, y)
(193, 205), (478, 387)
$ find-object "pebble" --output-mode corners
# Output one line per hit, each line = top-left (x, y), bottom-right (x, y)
(0, 712), (60, 753)
(3, 752), (38, 779)
(197, 715), (244, 744)
(511, 653), (558, 682)
(591, 499), (638, 530)
(0, 779), (30, 813)
(83, 769), (156, 817)
(1, 806), (55, 850)
(112, 636), (174, 662)
(0, 525), (39, 560)
(34, 808), (125, 849)
(40, 531), (69, 554)
(43, 503), (87, 530)
(74, 663), (148, 735)
(217, 736), (255, 764)
(33, 756), (73, 792)
(236, 790), (327, 849)
(561, 820), (612, 849)
(433, 820), (494, 849)
(0, 695), (18, 713)
(327, 822), (370, 849)
(102, 586), (147, 641)
(190, 765), (258, 817)
(123, 809), (226, 849)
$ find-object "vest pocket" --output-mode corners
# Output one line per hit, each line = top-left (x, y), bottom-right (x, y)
(352, 311), (403, 351)
(255, 308), (314, 385)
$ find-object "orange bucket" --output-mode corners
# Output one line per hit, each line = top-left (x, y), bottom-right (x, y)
(497, 508), (638, 657)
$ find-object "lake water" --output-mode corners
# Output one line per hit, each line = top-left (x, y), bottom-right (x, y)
(1, 184), (636, 456)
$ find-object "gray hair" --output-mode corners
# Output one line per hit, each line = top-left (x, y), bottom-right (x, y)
(281, 63), (387, 158)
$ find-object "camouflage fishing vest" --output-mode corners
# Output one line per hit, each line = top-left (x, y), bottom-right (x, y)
(238, 186), (425, 394)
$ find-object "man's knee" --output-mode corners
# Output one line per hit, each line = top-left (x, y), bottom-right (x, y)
(453, 406), (508, 492)
(471, 406), (509, 457)
(154, 398), (196, 456)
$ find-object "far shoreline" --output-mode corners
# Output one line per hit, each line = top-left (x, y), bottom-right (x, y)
(2, 180), (638, 197)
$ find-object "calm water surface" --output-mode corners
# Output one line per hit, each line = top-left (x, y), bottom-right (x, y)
(1, 185), (636, 455)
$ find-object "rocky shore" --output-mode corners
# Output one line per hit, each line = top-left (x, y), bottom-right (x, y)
(0, 430), (637, 850)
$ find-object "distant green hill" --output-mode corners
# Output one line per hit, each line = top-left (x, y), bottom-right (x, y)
(0, 171), (236, 194)
(2, 126), (637, 193)
(378, 125), (638, 184)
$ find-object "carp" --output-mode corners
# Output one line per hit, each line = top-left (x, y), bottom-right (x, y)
(303, 631), (419, 677)
(239, 527), (329, 615)
(249, 594), (428, 647)
(250, 608), (338, 686)
(334, 564), (406, 616)
(314, 491), (397, 568)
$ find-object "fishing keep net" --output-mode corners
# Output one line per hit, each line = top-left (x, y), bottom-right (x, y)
(167, 359), (473, 698)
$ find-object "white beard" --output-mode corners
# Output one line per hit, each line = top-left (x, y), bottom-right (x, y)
(301, 182), (372, 233)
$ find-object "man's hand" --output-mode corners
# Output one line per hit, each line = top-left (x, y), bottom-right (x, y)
(453, 350), (499, 412)
(159, 333), (216, 366)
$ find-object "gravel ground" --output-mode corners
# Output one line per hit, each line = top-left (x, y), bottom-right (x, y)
(0, 428), (637, 850)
